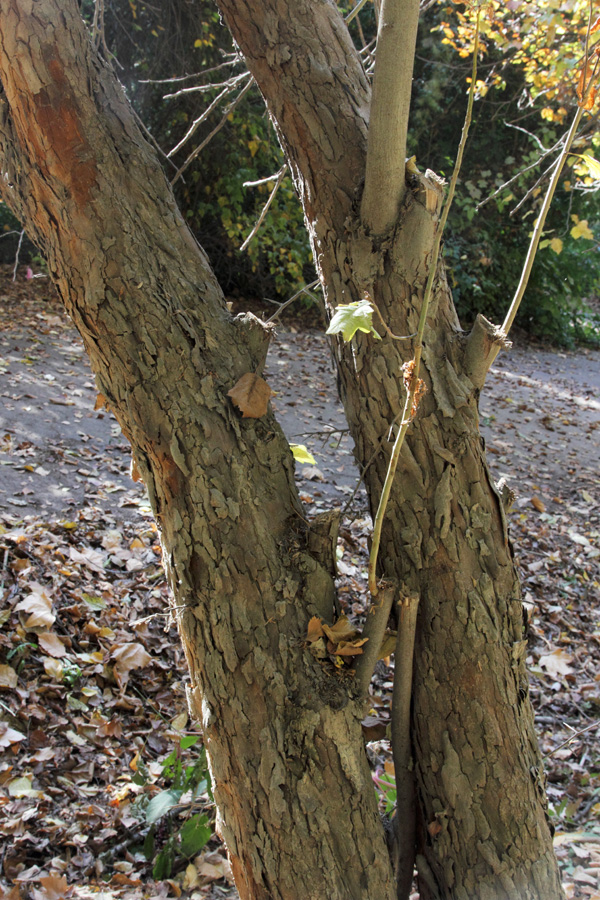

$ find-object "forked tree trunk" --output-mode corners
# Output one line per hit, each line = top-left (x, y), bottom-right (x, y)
(0, 0), (564, 898)
(214, 2), (564, 897)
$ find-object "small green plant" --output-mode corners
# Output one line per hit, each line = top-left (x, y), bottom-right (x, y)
(373, 769), (397, 816)
(132, 734), (213, 879)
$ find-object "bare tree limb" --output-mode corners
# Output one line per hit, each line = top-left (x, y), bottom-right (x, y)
(240, 165), (287, 251)
(361, 0), (420, 235)
(167, 72), (251, 158)
(170, 79), (254, 185)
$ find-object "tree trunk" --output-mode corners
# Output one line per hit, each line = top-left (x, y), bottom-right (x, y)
(0, 3), (395, 898)
(216, 2), (564, 897)
(0, 0), (565, 898)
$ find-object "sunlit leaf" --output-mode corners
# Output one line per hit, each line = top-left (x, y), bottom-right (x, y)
(145, 787), (183, 824)
(325, 300), (381, 342)
(15, 585), (55, 629)
(290, 444), (316, 464)
(570, 217), (594, 240)
(38, 874), (69, 900)
(44, 657), (64, 680)
(570, 153), (600, 180)
(112, 642), (152, 683)
(549, 237), (563, 255)
(538, 649), (574, 678)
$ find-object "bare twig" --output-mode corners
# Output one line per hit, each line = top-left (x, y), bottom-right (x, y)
(244, 171), (286, 188)
(476, 131), (565, 213)
(11, 229), (24, 282)
(509, 154), (561, 217)
(167, 72), (250, 158)
(542, 720), (600, 760)
(240, 165), (287, 251)
(264, 280), (321, 325)
(371, 302), (416, 341)
(139, 56), (239, 84)
(344, 0), (371, 24)
(170, 79), (254, 185)
(164, 75), (247, 100)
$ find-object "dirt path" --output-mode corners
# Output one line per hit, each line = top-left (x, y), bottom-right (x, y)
(3, 274), (597, 524)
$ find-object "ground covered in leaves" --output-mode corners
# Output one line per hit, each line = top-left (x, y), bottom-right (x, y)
(0, 270), (599, 899)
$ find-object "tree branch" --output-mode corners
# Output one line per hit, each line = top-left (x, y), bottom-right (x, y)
(360, 0), (420, 236)
(390, 594), (419, 900)
(214, 0), (370, 230)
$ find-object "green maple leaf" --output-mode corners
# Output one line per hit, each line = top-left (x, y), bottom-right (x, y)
(325, 300), (381, 342)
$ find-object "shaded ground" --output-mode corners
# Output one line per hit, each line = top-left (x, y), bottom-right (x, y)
(1, 271), (599, 899)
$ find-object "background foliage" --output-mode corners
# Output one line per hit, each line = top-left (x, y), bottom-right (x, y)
(1, 0), (598, 343)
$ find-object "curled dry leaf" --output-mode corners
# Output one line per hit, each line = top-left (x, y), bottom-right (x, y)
(0, 663), (18, 689)
(0, 723), (26, 748)
(306, 615), (325, 643)
(15, 585), (55, 630)
(331, 638), (368, 656)
(112, 642), (153, 685)
(227, 372), (274, 418)
(531, 496), (546, 513)
(322, 616), (359, 644)
(38, 632), (68, 658)
(538, 649), (574, 678)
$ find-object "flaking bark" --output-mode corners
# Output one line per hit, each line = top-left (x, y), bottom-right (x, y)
(0, 0), (565, 897)
(0, 2), (395, 898)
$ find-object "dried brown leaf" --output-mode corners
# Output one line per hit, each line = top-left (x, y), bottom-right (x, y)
(112, 642), (152, 683)
(15, 586), (55, 630)
(227, 372), (274, 418)
(0, 723), (26, 748)
(0, 663), (18, 690)
(38, 632), (68, 658)
(321, 615), (358, 644)
(331, 638), (368, 656)
(38, 874), (70, 900)
(306, 615), (325, 642)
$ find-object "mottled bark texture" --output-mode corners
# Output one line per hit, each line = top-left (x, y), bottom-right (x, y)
(0, 3), (395, 898)
(217, 2), (564, 898)
(0, 0), (565, 898)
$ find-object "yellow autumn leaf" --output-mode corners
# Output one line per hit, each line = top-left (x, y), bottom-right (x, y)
(570, 216), (594, 241)
(571, 154), (600, 180)
(549, 237), (563, 255)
